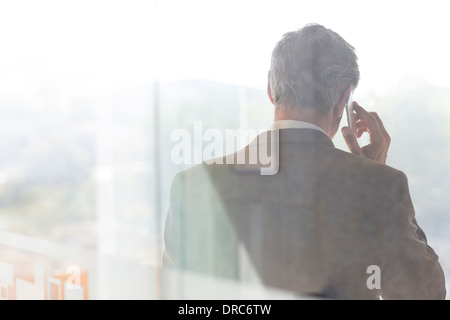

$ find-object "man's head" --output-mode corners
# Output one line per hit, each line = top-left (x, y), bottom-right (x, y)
(268, 24), (360, 138)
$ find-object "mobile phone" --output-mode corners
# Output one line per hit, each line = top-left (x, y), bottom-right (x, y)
(345, 91), (354, 129)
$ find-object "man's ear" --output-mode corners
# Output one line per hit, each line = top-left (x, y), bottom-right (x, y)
(335, 86), (352, 118)
(267, 73), (274, 104)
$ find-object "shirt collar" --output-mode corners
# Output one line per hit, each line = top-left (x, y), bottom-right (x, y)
(270, 120), (329, 137)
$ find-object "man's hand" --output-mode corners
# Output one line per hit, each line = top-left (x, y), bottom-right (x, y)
(341, 102), (391, 164)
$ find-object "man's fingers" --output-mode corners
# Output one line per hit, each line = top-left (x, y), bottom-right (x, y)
(356, 127), (367, 138)
(342, 126), (362, 155)
(353, 102), (372, 119)
(355, 119), (367, 130)
(353, 102), (382, 137)
(355, 120), (368, 138)
(345, 103), (391, 164)
(370, 112), (391, 144)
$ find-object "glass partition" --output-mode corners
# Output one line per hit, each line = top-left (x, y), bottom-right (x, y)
(1, 0), (449, 299)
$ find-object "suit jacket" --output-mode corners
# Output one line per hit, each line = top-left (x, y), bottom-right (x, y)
(163, 128), (446, 299)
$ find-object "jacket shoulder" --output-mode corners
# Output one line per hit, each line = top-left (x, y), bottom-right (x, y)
(332, 148), (407, 182)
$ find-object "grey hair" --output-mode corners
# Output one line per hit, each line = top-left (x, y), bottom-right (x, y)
(269, 23), (360, 114)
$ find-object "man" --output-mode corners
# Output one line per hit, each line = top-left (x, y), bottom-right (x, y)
(163, 24), (446, 299)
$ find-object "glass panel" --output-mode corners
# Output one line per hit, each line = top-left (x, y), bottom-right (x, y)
(0, 0), (449, 299)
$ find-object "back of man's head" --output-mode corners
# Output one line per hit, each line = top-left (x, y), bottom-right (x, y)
(269, 24), (360, 114)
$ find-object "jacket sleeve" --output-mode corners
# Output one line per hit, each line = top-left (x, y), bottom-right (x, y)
(162, 172), (185, 270)
(381, 172), (446, 300)
(160, 173), (187, 299)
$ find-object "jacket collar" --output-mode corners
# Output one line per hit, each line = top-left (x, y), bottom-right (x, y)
(256, 128), (335, 148)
